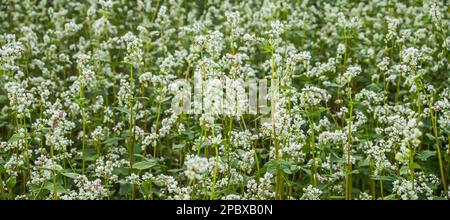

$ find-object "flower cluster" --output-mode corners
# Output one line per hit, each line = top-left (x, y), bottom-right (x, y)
(0, 0), (449, 200)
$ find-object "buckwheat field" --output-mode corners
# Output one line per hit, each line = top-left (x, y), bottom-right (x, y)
(0, 0), (449, 200)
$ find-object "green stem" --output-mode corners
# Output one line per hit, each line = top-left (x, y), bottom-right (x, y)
(128, 64), (135, 177)
(270, 48), (281, 199)
(50, 144), (57, 199)
(416, 78), (448, 198)
(210, 129), (219, 200)
(0, 173), (4, 200)
(79, 69), (86, 176)
(345, 81), (353, 200)
(307, 115), (317, 186)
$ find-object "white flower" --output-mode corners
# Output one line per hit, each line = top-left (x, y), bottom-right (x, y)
(301, 185), (322, 200)
(343, 65), (361, 81)
(184, 155), (209, 180)
(121, 32), (143, 66)
(298, 86), (331, 108)
(402, 47), (422, 69)
(337, 43), (346, 55)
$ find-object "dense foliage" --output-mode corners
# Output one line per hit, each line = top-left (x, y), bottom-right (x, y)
(0, 0), (449, 200)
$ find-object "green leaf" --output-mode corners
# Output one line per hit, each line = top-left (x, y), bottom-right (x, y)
(279, 85), (292, 91)
(366, 83), (382, 92)
(324, 82), (340, 88)
(425, 133), (435, 141)
(173, 143), (185, 150)
(34, 166), (57, 172)
(113, 168), (129, 176)
(161, 96), (172, 103)
(44, 182), (67, 194)
(260, 45), (273, 53)
(400, 165), (410, 175)
(350, 170), (360, 175)
(8, 133), (22, 143)
(119, 182), (132, 195)
(28, 183), (43, 192)
(134, 96), (150, 101)
(299, 166), (312, 176)
(382, 194), (397, 200)
(0, 159), (5, 173)
(328, 196), (346, 200)
(115, 107), (130, 114)
(416, 150), (436, 161)
(133, 160), (157, 170)
(85, 154), (98, 162)
(76, 97), (89, 106)
(61, 172), (80, 179)
(167, 169), (183, 173)
(133, 154), (148, 160)
(263, 159), (295, 175)
(263, 160), (277, 174)
(358, 159), (370, 167)
(103, 137), (122, 146)
(371, 175), (395, 182)
(134, 143), (142, 154)
(6, 177), (16, 188)
(139, 183), (150, 196)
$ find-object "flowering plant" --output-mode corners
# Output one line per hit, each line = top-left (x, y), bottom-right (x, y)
(0, 0), (449, 200)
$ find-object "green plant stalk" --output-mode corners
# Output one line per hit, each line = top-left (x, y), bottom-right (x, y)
(394, 74), (401, 103)
(81, 107), (87, 173)
(380, 172), (384, 198)
(210, 129), (219, 200)
(369, 160), (376, 198)
(408, 143), (415, 191)
(270, 48), (282, 200)
(128, 64), (135, 169)
(431, 110), (448, 198)
(197, 122), (206, 155)
(434, 123), (447, 199)
(307, 114), (317, 186)
(8, 186), (13, 200)
(226, 116), (233, 177)
(0, 172), (5, 200)
(78, 71), (87, 176)
(127, 64), (137, 199)
(153, 86), (164, 157)
(395, 44), (403, 104)
(19, 117), (30, 193)
(50, 144), (57, 199)
(189, 179), (195, 198)
(447, 135), (450, 193)
(151, 0), (162, 22)
(311, 123), (317, 186)
(416, 77), (448, 198)
(252, 142), (261, 180)
(345, 81), (353, 200)
(342, 27), (353, 200)
(197, 53), (206, 156)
